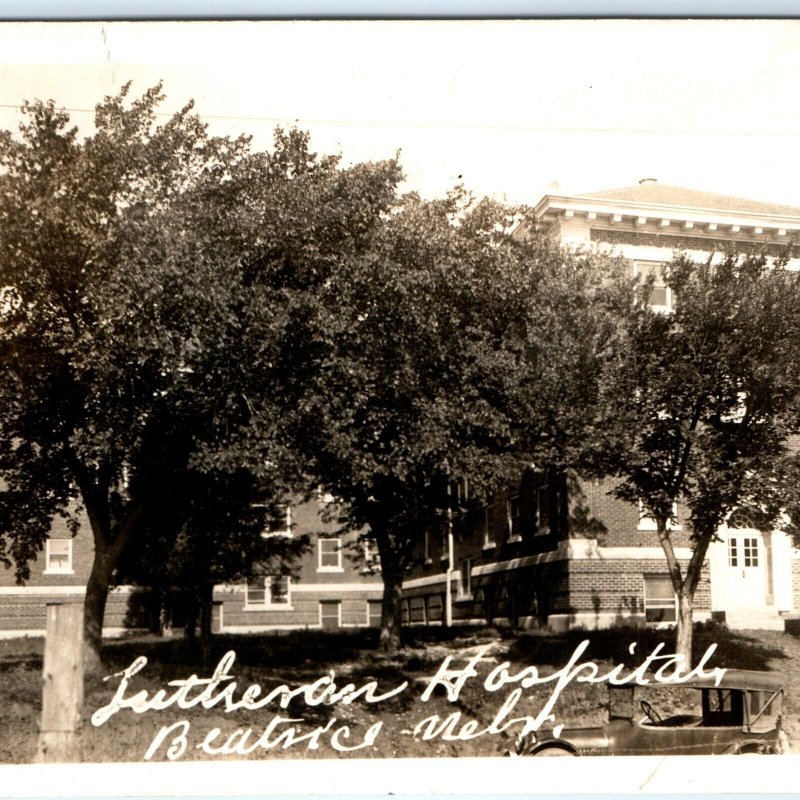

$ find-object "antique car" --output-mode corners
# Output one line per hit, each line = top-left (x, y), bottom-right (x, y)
(515, 669), (788, 756)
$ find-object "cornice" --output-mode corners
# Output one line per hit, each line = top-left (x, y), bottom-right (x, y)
(534, 193), (800, 239)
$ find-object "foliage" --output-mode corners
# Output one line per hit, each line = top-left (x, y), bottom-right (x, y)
(295, 191), (636, 648)
(0, 82), (402, 665)
(593, 250), (800, 658)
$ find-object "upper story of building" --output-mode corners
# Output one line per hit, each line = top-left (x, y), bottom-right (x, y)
(0, 496), (378, 593)
(516, 179), (800, 277)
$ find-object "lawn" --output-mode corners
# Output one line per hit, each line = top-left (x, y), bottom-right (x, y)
(0, 622), (797, 763)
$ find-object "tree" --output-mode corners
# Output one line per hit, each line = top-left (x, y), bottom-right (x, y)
(296, 191), (635, 649)
(0, 84), (402, 669)
(595, 251), (800, 660)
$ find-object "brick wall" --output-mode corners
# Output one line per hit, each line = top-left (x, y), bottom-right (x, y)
(576, 476), (695, 549)
(0, 588), (151, 633)
(567, 557), (712, 617)
(217, 586), (380, 630)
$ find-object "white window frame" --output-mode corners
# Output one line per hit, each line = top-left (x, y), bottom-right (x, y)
(361, 539), (381, 573)
(318, 537), (343, 572)
(44, 538), (73, 575)
(483, 505), (495, 549)
(643, 574), (677, 624)
(507, 496), (522, 543)
(259, 504), (293, 538)
(638, 501), (681, 531)
(244, 575), (293, 610)
(319, 599), (342, 628)
(742, 536), (759, 568)
(633, 260), (673, 313)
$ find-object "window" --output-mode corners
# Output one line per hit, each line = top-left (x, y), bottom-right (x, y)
(728, 538), (739, 567)
(426, 593), (444, 623)
(245, 575), (291, 609)
(703, 688), (744, 727)
(458, 558), (472, 599)
(507, 496), (521, 540)
(729, 536), (759, 568)
(261, 505), (292, 538)
(483, 506), (495, 548)
(537, 485), (550, 535)
(634, 261), (672, 312)
(320, 600), (341, 631)
(643, 575), (677, 623)
(367, 600), (382, 628)
(743, 537), (759, 567)
(638, 501), (680, 531)
(318, 537), (343, 572)
(409, 596), (426, 624)
(362, 539), (381, 573)
(45, 538), (73, 574)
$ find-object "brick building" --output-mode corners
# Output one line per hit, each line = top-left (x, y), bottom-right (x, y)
(0, 499), (383, 638)
(4, 179), (800, 639)
(401, 180), (800, 633)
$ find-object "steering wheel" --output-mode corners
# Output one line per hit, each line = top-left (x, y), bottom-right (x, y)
(640, 699), (663, 725)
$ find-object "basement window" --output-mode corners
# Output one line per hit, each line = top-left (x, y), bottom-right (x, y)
(643, 575), (677, 623)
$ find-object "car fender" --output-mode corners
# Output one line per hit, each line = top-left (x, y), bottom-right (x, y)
(526, 741), (580, 756)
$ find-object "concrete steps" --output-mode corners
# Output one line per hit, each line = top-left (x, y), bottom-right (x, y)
(723, 608), (786, 631)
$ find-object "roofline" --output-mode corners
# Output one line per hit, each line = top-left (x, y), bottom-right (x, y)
(678, 670), (785, 691)
(534, 193), (800, 231)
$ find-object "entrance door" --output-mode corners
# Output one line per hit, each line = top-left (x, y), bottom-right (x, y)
(320, 600), (341, 631)
(724, 533), (766, 608)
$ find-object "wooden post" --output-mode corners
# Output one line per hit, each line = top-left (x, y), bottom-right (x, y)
(35, 602), (84, 763)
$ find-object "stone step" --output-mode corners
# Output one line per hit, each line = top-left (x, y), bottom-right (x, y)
(723, 609), (786, 631)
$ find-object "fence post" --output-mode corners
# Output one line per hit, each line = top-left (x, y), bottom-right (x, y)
(35, 602), (84, 763)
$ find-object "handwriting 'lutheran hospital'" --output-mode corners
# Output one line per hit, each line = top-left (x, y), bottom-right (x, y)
(3, 180), (800, 638)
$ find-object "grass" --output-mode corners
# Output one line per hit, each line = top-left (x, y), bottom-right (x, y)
(1, 622), (798, 762)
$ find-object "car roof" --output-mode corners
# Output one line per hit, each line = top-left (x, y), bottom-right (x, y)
(679, 669), (784, 692)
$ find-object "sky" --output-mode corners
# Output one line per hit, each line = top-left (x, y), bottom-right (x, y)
(0, 20), (799, 208)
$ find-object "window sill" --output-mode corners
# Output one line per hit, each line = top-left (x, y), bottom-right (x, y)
(507, 536), (522, 544)
(317, 567), (344, 573)
(482, 542), (496, 550)
(455, 594), (473, 603)
(243, 604), (294, 612)
(43, 569), (74, 575)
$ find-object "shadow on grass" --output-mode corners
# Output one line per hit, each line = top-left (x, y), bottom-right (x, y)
(83, 619), (789, 688)
(503, 622), (788, 673)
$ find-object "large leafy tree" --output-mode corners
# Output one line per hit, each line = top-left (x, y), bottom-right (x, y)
(595, 251), (800, 660)
(298, 192), (635, 650)
(0, 83), (401, 668)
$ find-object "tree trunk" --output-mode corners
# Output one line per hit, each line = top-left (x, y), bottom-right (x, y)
(198, 584), (213, 663)
(83, 552), (112, 674)
(675, 590), (694, 663)
(184, 595), (198, 641)
(379, 569), (403, 652)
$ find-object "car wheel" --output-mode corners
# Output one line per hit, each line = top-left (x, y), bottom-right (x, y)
(737, 743), (779, 755)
